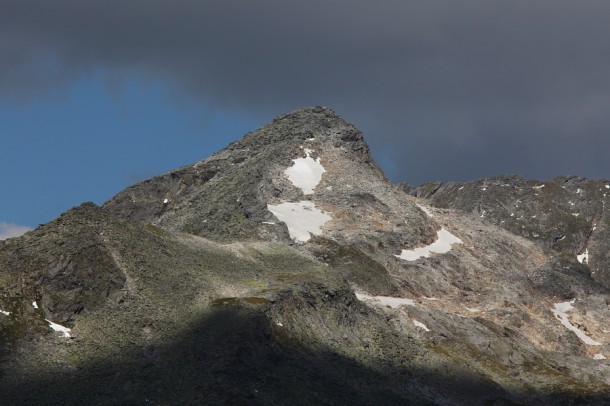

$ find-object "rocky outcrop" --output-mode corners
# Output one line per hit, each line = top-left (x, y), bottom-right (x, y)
(0, 203), (127, 324)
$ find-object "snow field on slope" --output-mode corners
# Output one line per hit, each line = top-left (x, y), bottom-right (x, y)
(267, 201), (331, 242)
(284, 148), (326, 195)
(395, 228), (463, 261)
(46, 319), (72, 338)
(268, 146), (332, 242)
(355, 293), (416, 308)
(552, 300), (601, 346)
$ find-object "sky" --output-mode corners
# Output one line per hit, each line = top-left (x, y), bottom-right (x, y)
(2, 0), (610, 235)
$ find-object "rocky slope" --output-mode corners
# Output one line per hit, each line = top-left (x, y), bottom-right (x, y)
(1, 107), (609, 405)
(403, 175), (610, 288)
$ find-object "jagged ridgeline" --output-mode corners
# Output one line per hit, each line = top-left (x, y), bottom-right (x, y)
(1, 107), (609, 405)
(404, 175), (610, 288)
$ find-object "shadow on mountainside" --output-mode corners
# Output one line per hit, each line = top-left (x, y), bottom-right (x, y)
(1, 304), (608, 406)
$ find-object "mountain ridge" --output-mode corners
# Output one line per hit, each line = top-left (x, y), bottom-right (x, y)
(1, 106), (609, 404)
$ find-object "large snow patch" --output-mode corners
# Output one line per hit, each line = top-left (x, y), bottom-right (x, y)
(285, 148), (326, 194)
(267, 201), (331, 242)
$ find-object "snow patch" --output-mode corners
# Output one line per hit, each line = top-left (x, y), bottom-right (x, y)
(163, 198), (169, 204)
(413, 320), (430, 331)
(0, 310), (10, 316)
(552, 300), (601, 346)
(32, 301), (38, 309)
(267, 201), (332, 242)
(532, 184), (545, 190)
(261, 221), (276, 225)
(594, 354), (606, 360)
(355, 293), (415, 308)
(577, 249), (589, 264)
(46, 319), (72, 338)
(276, 321), (283, 327)
(416, 204), (433, 217)
(606, 185), (610, 189)
(395, 228), (463, 261)
(285, 149), (326, 194)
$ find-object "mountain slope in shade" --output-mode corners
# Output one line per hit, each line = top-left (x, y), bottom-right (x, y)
(0, 107), (609, 404)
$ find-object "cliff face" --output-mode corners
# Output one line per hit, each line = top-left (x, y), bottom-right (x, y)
(1, 107), (609, 405)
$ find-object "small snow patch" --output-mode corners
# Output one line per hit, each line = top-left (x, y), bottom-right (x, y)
(533, 184), (545, 190)
(577, 249), (589, 264)
(32, 301), (38, 309)
(46, 319), (72, 338)
(261, 221), (276, 225)
(416, 204), (433, 217)
(594, 354), (606, 360)
(458, 186), (464, 191)
(465, 307), (480, 313)
(0, 310), (10, 316)
(413, 320), (430, 331)
(276, 321), (283, 327)
(606, 185), (610, 189)
(355, 293), (415, 308)
(163, 198), (169, 204)
(552, 300), (601, 346)
(395, 228), (462, 261)
(267, 201), (332, 242)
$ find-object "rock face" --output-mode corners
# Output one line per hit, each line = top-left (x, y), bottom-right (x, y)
(403, 175), (610, 288)
(1, 107), (609, 405)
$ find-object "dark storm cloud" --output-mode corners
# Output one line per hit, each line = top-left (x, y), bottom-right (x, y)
(3, 0), (610, 183)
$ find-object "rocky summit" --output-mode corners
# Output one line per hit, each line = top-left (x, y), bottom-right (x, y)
(1, 106), (609, 405)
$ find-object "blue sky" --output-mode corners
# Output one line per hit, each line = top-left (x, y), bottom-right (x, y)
(1, 75), (260, 229)
(3, 1), (610, 237)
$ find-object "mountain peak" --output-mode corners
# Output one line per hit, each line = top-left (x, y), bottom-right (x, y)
(104, 107), (436, 248)
(4, 108), (610, 404)
(233, 105), (366, 154)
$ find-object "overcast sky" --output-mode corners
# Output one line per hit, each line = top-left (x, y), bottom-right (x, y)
(2, 1), (610, 231)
